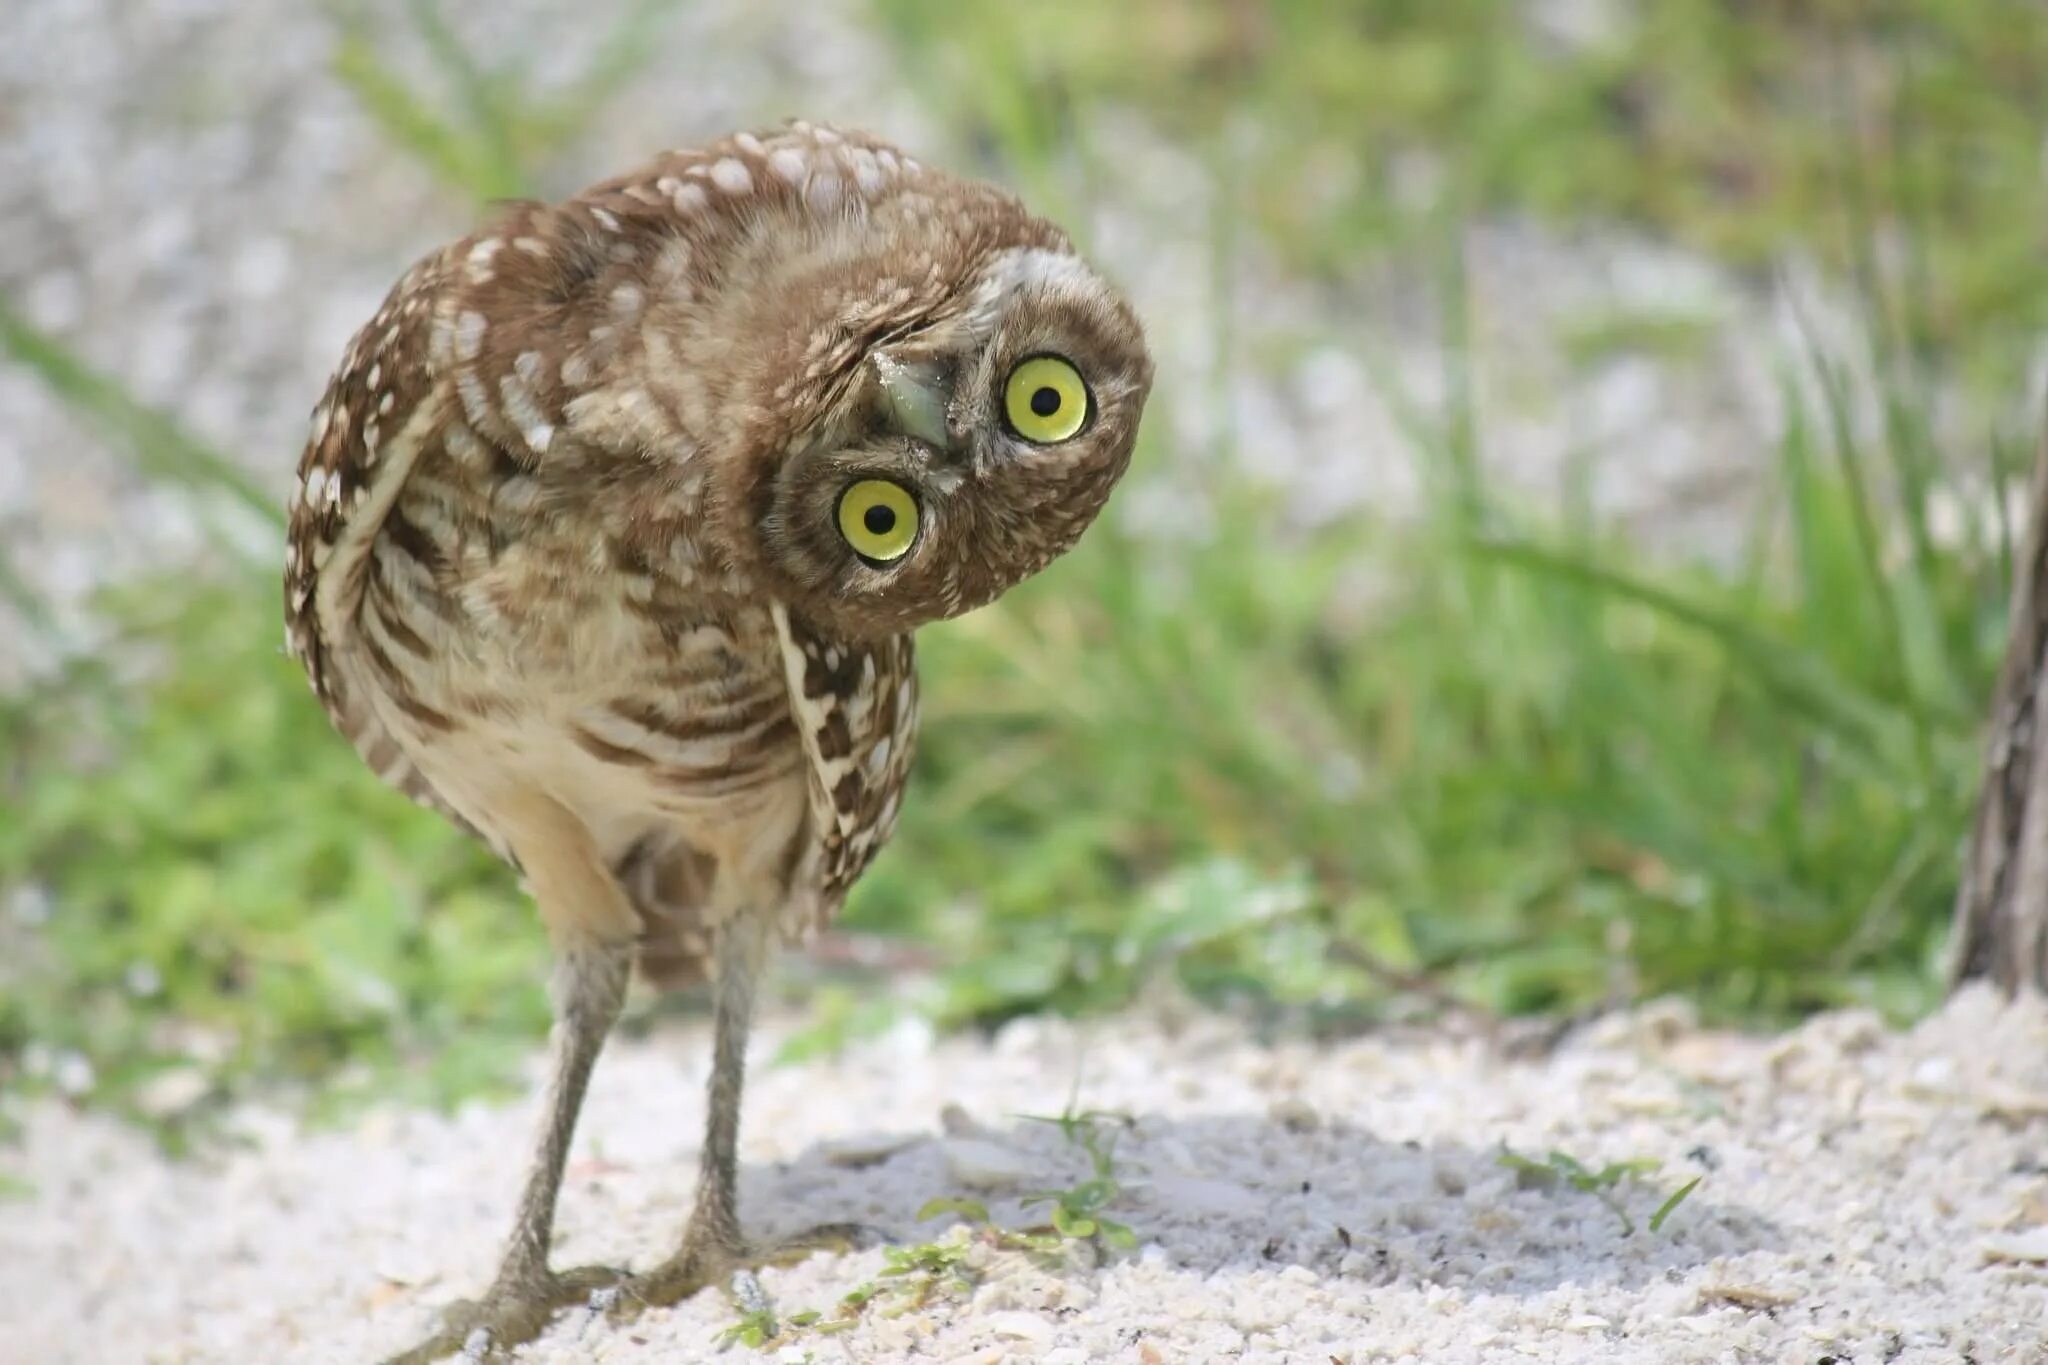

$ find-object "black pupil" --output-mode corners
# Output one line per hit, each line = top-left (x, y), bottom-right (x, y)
(1029, 386), (1062, 418)
(863, 504), (896, 536)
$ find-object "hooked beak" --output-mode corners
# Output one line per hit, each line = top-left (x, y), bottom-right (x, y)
(873, 352), (957, 453)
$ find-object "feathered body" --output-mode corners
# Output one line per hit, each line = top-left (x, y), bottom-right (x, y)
(281, 121), (1151, 1361)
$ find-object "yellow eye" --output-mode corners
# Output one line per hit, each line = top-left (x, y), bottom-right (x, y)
(837, 479), (919, 564)
(1003, 355), (1090, 444)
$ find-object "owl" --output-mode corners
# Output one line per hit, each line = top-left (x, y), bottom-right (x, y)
(282, 121), (1152, 1362)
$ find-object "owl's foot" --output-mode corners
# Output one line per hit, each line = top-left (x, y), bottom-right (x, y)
(609, 1222), (885, 1317)
(381, 1264), (623, 1364)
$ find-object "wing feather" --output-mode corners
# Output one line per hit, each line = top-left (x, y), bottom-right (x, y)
(770, 603), (918, 926)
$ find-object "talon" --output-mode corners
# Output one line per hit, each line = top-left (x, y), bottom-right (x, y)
(379, 1266), (624, 1364)
(731, 1267), (769, 1313)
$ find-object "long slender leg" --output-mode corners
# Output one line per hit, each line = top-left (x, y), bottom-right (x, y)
(688, 913), (768, 1255)
(498, 941), (633, 1289)
(615, 915), (767, 1308)
(611, 911), (876, 1327)
(384, 796), (639, 1365)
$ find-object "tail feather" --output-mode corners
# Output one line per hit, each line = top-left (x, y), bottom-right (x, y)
(611, 834), (718, 990)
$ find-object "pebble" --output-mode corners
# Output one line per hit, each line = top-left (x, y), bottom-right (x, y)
(985, 1310), (1055, 1346)
(1267, 1096), (1320, 1132)
(819, 1131), (922, 1168)
(1982, 1228), (2048, 1265)
(942, 1137), (1042, 1191)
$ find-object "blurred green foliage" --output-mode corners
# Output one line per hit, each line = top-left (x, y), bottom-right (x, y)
(877, 0), (2048, 394)
(0, 580), (539, 1135)
(326, 0), (687, 202)
(0, 0), (2038, 1129)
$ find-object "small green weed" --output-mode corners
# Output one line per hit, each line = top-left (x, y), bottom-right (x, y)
(1014, 1103), (1140, 1250)
(734, 1118), (1146, 1348)
(1497, 1146), (1704, 1236)
(715, 1302), (780, 1351)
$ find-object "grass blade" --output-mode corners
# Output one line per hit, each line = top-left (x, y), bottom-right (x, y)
(328, 13), (524, 202)
(1650, 1175), (1703, 1233)
(0, 301), (281, 528)
(1468, 536), (1915, 764)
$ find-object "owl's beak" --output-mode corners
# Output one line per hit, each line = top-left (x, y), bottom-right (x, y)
(873, 352), (957, 453)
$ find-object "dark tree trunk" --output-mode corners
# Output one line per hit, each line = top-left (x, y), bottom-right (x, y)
(1953, 419), (2048, 994)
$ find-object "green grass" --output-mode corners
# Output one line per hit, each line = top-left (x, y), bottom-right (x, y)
(0, 0), (2037, 1127)
(0, 577), (539, 1138)
(326, 0), (690, 203)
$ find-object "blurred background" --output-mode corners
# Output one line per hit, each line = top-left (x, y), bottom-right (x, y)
(1, 0), (2044, 1140)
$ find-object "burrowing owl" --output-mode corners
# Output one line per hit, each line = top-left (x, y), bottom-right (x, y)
(282, 121), (1151, 1361)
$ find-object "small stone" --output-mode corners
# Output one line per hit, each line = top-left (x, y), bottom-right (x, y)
(1983, 1228), (2048, 1265)
(1142, 1173), (1265, 1218)
(1906, 1056), (1958, 1096)
(943, 1138), (1040, 1190)
(986, 1310), (1055, 1346)
(1701, 1284), (1798, 1311)
(134, 1068), (209, 1118)
(1268, 1096), (1320, 1132)
(52, 1052), (94, 1097)
(820, 1131), (921, 1168)
(1229, 1290), (1283, 1332)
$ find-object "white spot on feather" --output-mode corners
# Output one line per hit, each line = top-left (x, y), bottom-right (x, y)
(499, 373), (554, 454)
(465, 237), (502, 283)
(709, 158), (752, 194)
(455, 310), (486, 361)
(670, 181), (708, 215)
(849, 149), (883, 195)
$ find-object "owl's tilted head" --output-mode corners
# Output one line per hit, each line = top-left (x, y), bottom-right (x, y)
(721, 152), (1153, 640)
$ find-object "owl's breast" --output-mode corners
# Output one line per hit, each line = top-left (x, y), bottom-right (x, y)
(342, 456), (808, 865)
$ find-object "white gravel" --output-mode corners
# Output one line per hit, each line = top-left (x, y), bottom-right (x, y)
(5, 986), (2047, 1363)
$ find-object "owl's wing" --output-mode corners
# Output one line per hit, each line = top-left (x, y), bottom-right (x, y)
(282, 247), (489, 840)
(771, 604), (919, 928)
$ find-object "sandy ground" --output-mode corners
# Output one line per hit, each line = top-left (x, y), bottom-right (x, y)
(6, 986), (2048, 1364)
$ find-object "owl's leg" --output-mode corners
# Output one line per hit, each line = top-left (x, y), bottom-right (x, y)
(384, 798), (637, 1365)
(612, 914), (767, 1310)
(611, 914), (879, 1327)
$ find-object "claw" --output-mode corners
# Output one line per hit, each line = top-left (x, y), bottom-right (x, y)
(608, 1221), (880, 1322)
(380, 1265), (624, 1364)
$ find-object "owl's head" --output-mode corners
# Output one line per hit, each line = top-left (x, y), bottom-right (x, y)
(749, 231), (1153, 640)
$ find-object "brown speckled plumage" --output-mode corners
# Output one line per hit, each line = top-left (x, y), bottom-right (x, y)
(284, 121), (1151, 1363)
